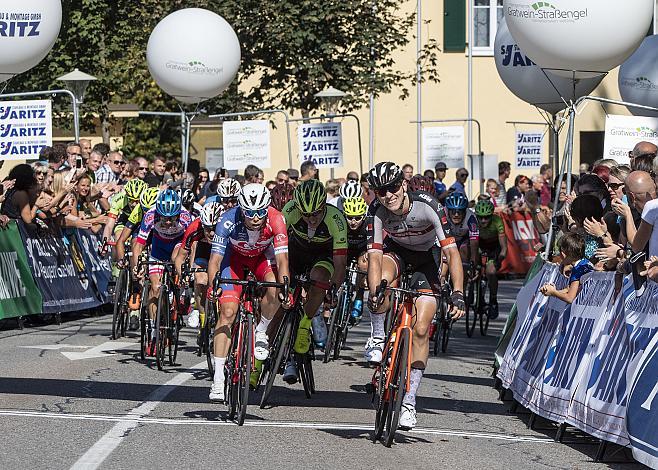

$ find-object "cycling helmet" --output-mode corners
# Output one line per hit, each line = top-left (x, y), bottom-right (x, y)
(343, 197), (368, 217)
(238, 183), (271, 211)
(339, 180), (363, 199)
(293, 179), (326, 214)
(124, 178), (147, 202)
(445, 192), (469, 211)
(270, 182), (295, 211)
(180, 188), (195, 206)
(217, 178), (241, 199)
(140, 187), (160, 210)
(474, 200), (494, 217)
(199, 202), (223, 227)
(366, 162), (403, 189)
(408, 175), (435, 195)
(156, 188), (182, 217)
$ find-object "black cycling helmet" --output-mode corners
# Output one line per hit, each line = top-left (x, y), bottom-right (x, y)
(367, 162), (403, 190)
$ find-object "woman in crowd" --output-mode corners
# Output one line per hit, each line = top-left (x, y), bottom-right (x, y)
(506, 175), (531, 210)
(1, 164), (39, 225)
(69, 174), (107, 232)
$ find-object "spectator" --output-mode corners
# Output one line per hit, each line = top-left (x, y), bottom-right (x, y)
(554, 173), (579, 211)
(496, 161), (511, 206)
(52, 143), (67, 170)
(144, 154), (166, 187)
(1, 164), (38, 224)
(265, 180), (277, 191)
(485, 178), (501, 207)
(579, 162), (591, 175)
(257, 169), (265, 184)
(64, 142), (83, 170)
(123, 160), (141, 181)
(182, 172), (195, 190)
(434, 162), (447, 199)
(540, 232), (592, 304)
(244, 164), (261, 183)
(402, 164), (414, 181)
(41, 146), (62, 171)
(32, 162), (49, 189)
(423, 169), (434, 179)
(530, 174), (543, 200)
(629, 141), (657, 167)
(287, 168), (300, 183)
(449, 168), (468, 196)
(300, 160), (318, 181)
(631, 154), (655, 173)
(276, 170), (290, 184)
(591, 164), (610, 184)
(194, 168), (210, 200)
(86, 150), (103, 184)
(361, 172), (375, 205)
(631, 164), (658, 256)
(592, 158), (618, 169)
(96, 150), (125, 184)
(614, 170), (653, 248)
(134, 157), (149, 181)
(325, 179), (340, 200)
(92, 142), (110, 159)
(506, 175), (530, 206)
(79, 138), (92, 160)
(69, 174), (107, 231)
(575, 173), (611, 212)
(569, 194), (609, 262)
(539, 163), (553, 206)
(346, 171), (359, 182)
(234, 174), (246, 186)
(163, 159), (180, 185)
(608, 165), (630, 202)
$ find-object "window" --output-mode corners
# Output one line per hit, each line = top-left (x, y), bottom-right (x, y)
(473, 0), (503, 56)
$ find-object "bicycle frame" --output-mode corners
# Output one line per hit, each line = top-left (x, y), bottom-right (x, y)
(383, 289), (414, 399)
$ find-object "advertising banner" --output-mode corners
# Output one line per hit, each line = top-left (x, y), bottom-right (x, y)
(0, 221), (42, 318)
(422, 126), (464, 169)
(222, 120), (271, 170)
(0, 99), (52, 160)
(298, 122), (343, 168)
(75, 229), (112, 303)
(514, 130), (544, 169)
(499, 211), (540, 274)
(18, 222), (100, 313)
(603, 114), (658, 164)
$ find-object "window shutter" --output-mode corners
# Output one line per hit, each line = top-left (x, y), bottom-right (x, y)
(444, 0), (466, 52)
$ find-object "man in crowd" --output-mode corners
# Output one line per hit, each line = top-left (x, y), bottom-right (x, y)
(144, 154), (166, 187)
(346, 171), (359, 182)
(245, 164), (264, 184)
(134, 157), (149, 181)
(287, 168), (300, 184)
(496, 161), (511, 206)
(433, 162), (448, 199)
(630, 141), (658, 167)
(402, 163), (414, 181)
(43, 146), (63, 171)
(626, 171), (657, 252)
(86, 150), (103, 184)
(539, 163), (553, 206)
(65, 143), (83, 170)
(96, 150), (125, 184)
(300, 160), (318, 182)
(276, 170), (290, 185)
(449, 168), (469, 196)
(79, 138), (92, 160)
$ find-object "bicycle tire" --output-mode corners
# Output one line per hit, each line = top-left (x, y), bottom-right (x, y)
(479, 280), (490, 336)
(139, 279), (150, 361)
(373, 339), (392, 441)
(324, 291), (343, 363)
(466, 281), (478, 337)
(112, 268), (128, 340)
(384, 328), (409, 447)
(225, 320), (240, 420)
(259, 311), (293, 409)
(205, 299), (216, 377)
(155, 288), (168, 371)
(441, 299), (451, 353)
(432, 320), (441, 357)
(237, 314), (253, 425)
(171, 313), (181, 365)
(334, 289), (353, 360)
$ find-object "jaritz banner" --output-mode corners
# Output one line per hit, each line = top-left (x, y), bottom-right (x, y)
(603, 114), (658, 164)
(531, 272), (616, 423)
(0, 99), (52, 160)
(0, 221), (42, 318)
(298, 122), (343, 168)
(222, 120), (271, 170)
(514, 130), (544, 169)
(499, 211), (540, 274)
(422, 126), (464, 169)
(18, 222), (100, 313)
(75, 228), (112, 304)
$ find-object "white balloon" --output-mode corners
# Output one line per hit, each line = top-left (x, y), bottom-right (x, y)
(504, 0), (653, 78)
(147, 8), (241, 104)
(0, 0), (62, 84)
(495, 19), (602, 114)
(619, 35), (658, 117)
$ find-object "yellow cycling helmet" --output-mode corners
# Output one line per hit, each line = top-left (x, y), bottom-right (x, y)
(140, 187), (160, 210)
(343, 197), (367, 217)
(124, 178), (147, 202)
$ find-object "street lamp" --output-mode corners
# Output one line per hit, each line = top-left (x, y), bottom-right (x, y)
(57, 68), (96, 141)
(314, 86), (347, 117)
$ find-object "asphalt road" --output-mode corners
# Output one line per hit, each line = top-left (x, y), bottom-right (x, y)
(0, 280), (645, 470)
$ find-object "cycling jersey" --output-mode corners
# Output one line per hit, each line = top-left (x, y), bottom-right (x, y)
(282, 201), (348, 256)
(124, 204), (144, 233)
(347, 222), (368, 258)
(135, 208), (192, 261)
(478, 214), (504, 244)
(366, 191), (456, 253)
(108, 191), (132, 221)
(447, 209), (479, 246)
(181, 218), (205, 251)
(211, 206), (288, 259)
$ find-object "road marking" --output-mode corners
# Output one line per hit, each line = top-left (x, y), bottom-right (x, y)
(68, 361), (206, 470)
(61, 341), (134, 360)
(0, 408), (554, 445)
(20, 345), (89, 350)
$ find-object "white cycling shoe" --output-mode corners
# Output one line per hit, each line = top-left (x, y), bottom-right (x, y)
(187, 309), (200, 328)
(399, 403), (417, 430)
(364, 336), (385, 364)
(209, 382), (225, 402)
(254, 331), (269, 361)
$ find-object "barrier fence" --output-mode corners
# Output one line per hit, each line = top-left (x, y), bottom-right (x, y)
(497, 262), (658, 468)
(0, 221), (112, 319)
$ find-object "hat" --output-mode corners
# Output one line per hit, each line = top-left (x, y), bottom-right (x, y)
(287, 168), (300, 179)
(435, 162), (447, 171)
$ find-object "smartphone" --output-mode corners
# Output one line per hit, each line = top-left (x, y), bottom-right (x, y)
(76, 156), (83, 169)
(630, 251), (647, 297)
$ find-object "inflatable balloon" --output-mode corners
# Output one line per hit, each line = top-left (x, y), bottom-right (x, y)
(147, 8), (241, 104)
(0, 0), (62, 84)
(495, 19), (602, 114)
(504, 0), (653, 78)
(619, 35), (658, 117)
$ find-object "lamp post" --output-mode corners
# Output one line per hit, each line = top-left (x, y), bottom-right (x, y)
(57, 68), (96, 142)
(314, 86), (347, 178)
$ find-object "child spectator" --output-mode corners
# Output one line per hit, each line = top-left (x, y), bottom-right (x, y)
(540, 232), (593, 304)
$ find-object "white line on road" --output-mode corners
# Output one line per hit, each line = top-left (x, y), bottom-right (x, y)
(68, 361), (206, 470)
(0, 408), (553, 444)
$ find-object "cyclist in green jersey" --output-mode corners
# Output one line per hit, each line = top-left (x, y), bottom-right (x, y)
(473, 200), (507, 319)
(101, 179), (147, 251)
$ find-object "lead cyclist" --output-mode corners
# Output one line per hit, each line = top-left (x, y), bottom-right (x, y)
(365, 162), (465, 430)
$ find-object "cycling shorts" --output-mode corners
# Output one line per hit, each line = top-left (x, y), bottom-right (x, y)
(289, 239), (334, 278)
(148, 243), (181, 276)
(193, 241), (211, 268)
(383, 238), (440, 291)
(218, 250), (274, 304)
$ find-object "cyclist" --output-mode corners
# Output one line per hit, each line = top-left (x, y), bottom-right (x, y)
(101, 178), (147, 253)
(206, 184), (291, 402)
(365, 162), (465, 430)
(342, 197), (369, 323)
(328, 179), (363, 211)
(443, 192), (480, 274)
(270, 182), (295, 211)
(204, 177), (241, 207)
(132, 189), (192, 355)
(280, 179), (348, 383)
(174, 202), (224, 329)
(473, 200), (507, 319)
(180, 188), (200, 216)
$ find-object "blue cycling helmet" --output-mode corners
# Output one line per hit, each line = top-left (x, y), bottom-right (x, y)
(155, 189), (182, 217)
(445, 192), (468, 211)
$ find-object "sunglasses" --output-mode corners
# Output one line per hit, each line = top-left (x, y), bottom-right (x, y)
(346, 215), (364, 222)
(36, 170), (48, 175)
(608, 182), (625, 191)
(113, 160), (126, 166)
(278, 178), (289, 183)
(375, 181), (403, 197)
(477, 215), (491, 221)
(243, 208), (268, 219)
(221, 197), (238, 205)
(448, 209), (466, 216)
(161, 216), (179, 223)
(301, 208), (324, 218)
(457, 173), (469, 178)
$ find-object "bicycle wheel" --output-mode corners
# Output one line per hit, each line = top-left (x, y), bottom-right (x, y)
(465, 280), (478, 337)
(169, 290), (182, 366)
(260, 311), (293, 408)
(373, 340), (391, 441)
(324, 292), (343, 363)
(384, 329), (409, 447)
(479, 279), (490, 336)
(112, 268), (128, 340)
(139, 279), (150, 361)
(441, 298), (451, 353)
(225, 337), (239, 421)
(155, 288), (169, 371)
(299, 353), (315, 398)
(236, 314), (253, 426)
(205, 299), (216, 377)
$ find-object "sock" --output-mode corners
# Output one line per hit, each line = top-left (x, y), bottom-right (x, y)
(256, 316), (271, 334)
(370, 312), (385, 338)
(403, 368), (424, 406)
(213, 356), (226, 385)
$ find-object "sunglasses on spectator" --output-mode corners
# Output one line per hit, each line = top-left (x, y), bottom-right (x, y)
(374, 180), (403, 197)
(113, 160), (126, 166)
(36, 170), (48, 175)
(278, 178), (289, 183)
(138, 167), (148, 171)
(243, 208), (268, 219)
(301, 208), (324, 218)
(457, 172), (469, 178)
(608, 182), (625, 190)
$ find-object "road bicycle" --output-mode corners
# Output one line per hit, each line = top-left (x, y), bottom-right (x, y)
(432, 279), (453, 355)
(465, 255), (490, 337)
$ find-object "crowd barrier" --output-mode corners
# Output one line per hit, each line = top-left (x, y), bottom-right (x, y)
(496, 262), (658, 468)
(0, 220), (112, 319)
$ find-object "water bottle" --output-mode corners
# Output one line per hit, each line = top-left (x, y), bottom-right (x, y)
(312, 314), (327, 348)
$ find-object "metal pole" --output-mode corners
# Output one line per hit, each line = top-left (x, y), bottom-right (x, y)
(180, 110), (186, 170)
(183, 115), (193, 173)
(552, 114), (560, 182)
(416, 0), (422, 172)
(565, 108), (576, 195)
(543, 130), (570, 260)
(467, 0), (474, 184)
(0, 89), (78, 140)
(369, 93), (375, 171)
(72, 96), (80, 142)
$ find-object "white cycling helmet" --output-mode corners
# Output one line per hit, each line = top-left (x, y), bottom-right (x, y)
(339, 180), (363, 199)
(199, 202), (223, 227)
(238, 183), (271, 211)
(217, 178), (241, 198)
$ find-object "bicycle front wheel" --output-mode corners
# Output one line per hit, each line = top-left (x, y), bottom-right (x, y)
(324, 292), (342, 363)
(236, 314), (253, 426)
(479, 280), (490, 336)
(204, 298), (217, 377)
(441, 298), (451, 353)
(384, 328), (409, 447)
(112, 268), (129, 340)
(260, 310), (293, 409)
(465, 281), (477, 337)
(155, 288), (169, 371)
